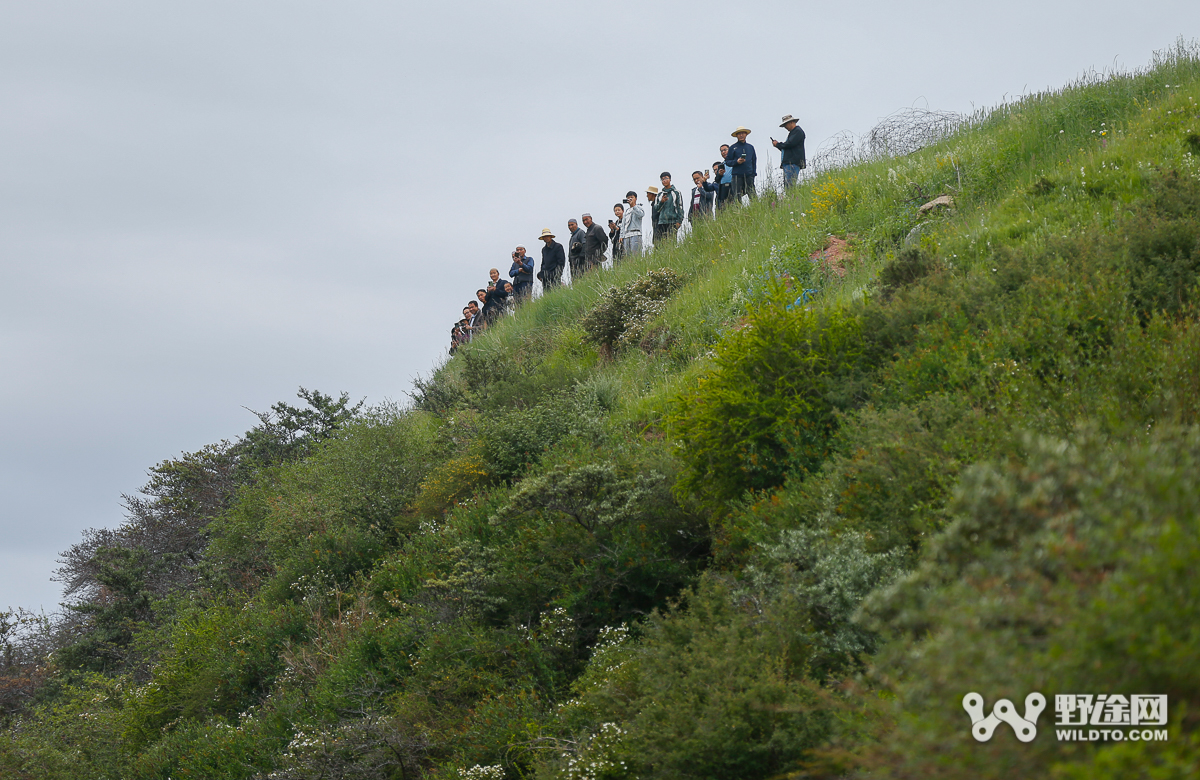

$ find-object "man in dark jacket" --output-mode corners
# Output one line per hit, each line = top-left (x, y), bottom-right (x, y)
(655, 172), (684, 243)
(771, 114), (807, 187)
(537, 228), (565, 290)
(724, 127), (757, 202)
(646, 185), (662, 244)
(689, 170), (716, 222)
(580, 213), (608, 274)
(509, 246), (534, 302)
(712, 161), (734, 210)
(567, 218), (586, 279)
(484, 270), (509, 322)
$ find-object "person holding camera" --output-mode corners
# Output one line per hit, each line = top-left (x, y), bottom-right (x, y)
(772, 114), (807, 187)
(690, 170), (717, 222)
(537, 228), (565, 290)
(509, 246), (534, 302)
(711, 161), (733, 210)
(620, 191), (644, 257)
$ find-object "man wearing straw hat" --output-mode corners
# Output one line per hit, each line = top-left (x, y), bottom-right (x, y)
(771, 114), (807, 187)
(724, 126), (757, 202)
(537, 228), (565, 290)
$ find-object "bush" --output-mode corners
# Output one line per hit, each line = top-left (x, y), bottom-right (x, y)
(854, 428), (1200, 778)
(545, 578), (833, 780)
(580, 268), (682, 353)
(666, 294), (870, 505)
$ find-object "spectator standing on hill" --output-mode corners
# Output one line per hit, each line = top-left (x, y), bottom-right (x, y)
(486, 269), (510, 320)
(772, 114), (807, 187)
(656, 172), (684, 243)
(499, 280), (515, 316)
(646, 186), (662, 244)
(537, 228), (565, 290)
(567, 218), (586, 279)
(581, 213), (609, 273)
(460, 306), (474, 342)
(609, 204), (624, 262)
(475, 288), (491, 322)
(620, 191), (644, 256)
(510, 246), (534, 301)
(690, 170), (716, 222)
(712, 161), (734, 209)
(725, 127), (757, 201)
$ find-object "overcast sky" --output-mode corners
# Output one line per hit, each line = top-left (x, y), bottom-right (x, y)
(1, 1), (1194, 613)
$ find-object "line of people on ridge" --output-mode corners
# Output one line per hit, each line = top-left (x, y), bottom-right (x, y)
(449, 116), (807, 352)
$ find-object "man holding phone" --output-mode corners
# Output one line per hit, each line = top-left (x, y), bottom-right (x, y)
(771, 114), (807, 187)
(620, 191), (644, 257)
(724, 127), (757, 202)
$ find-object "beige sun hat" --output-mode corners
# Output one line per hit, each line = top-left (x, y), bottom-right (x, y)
(779, 114), (800, 127)
(731, 126), (752, 137)
(539, 228), (555, 239)
(646, 185), (660, 195)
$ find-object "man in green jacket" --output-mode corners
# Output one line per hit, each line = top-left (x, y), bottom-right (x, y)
(655, 172), (684, 244)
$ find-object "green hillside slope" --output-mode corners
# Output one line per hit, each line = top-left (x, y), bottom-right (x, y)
(4, 40), (1200, 780)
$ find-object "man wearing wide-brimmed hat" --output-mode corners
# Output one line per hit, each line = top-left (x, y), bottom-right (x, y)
(724, 126), (757, 202)
(771, 114), (807, 187)
(537, 228), (565, 290)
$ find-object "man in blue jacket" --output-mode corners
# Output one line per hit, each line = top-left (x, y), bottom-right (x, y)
(724, 126), (757, 202)
(509, 246), (534, 302)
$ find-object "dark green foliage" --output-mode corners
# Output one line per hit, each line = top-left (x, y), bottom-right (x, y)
(579, 268), (682, 352)
(478, 393), (607, 483)
(874, 246), (943, 301)
(1119, 170), (1200, 320)
(488, 457), (707, 635)
(554, 578), (833, 780)
(55, 548), (157, 674)
(667, 296), (870, 505)
(855, 429), (1200, 777)
(236, 387), (364, 472)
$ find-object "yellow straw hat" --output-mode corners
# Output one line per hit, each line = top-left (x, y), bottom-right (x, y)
(539, 228), (555, 239)
(731, 126), (752, 137)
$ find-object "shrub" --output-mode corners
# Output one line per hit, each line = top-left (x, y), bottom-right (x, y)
(855, 428), (1200, 778)
(545, 578), (833, 780)
(666, 294), (869, 505)
(1120, 170), (1200, 320)
(580, 268), (682, 353)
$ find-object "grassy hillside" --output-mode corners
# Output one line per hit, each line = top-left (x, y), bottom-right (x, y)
(4, 40), (1200, 779)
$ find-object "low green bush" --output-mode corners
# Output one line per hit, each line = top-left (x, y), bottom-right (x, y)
(579, 268), (682, 353)
(666, 292), (870, 505)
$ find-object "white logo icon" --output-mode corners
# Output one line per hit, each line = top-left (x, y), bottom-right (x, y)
(963, 692), (1046, 742)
